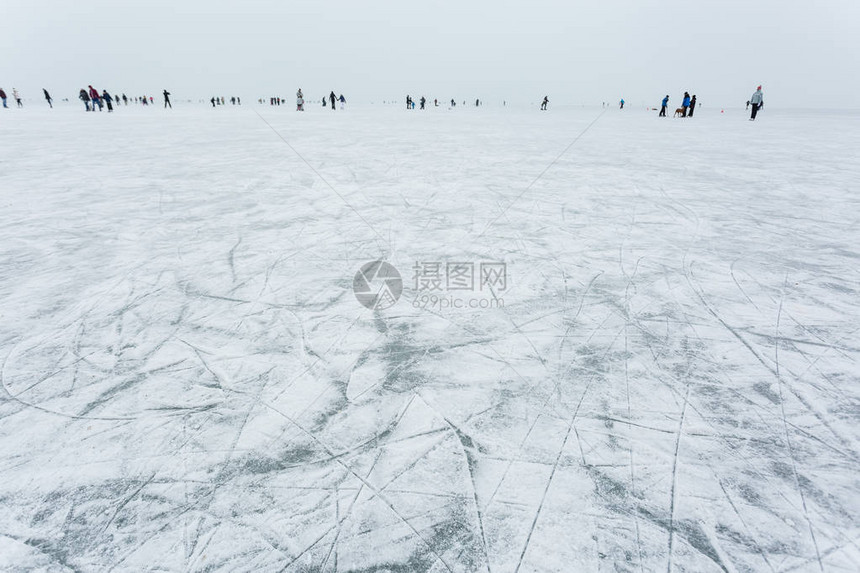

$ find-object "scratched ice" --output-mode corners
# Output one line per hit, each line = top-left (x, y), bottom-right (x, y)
(1, 104), (858, 572)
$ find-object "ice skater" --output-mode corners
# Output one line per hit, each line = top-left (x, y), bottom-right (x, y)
(163, 89), (172, 108)
(102, 90), (114, 112)
(688, 95), (697, 117)
(43, 88), (53, 108)
(329, 91), (336, 110)
(88, 85), (102, 111)
(659, 95), (669, 116)
(0, 88), (7, 108)
(13, 89), (22, 107)
(541, 96), (549, 110)
(749, 86), (763, 120)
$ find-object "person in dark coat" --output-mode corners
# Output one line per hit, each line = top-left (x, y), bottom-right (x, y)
(43, 88), (53, 108)
(163, 89), (172, 108)
(79, 88), (90, 111)
(329, 91), (336, 110)
(102, 90), (114, 112)
(688, 95), (697, 117)
(0, 88), (6, 108)
(541, 96), (549, 110)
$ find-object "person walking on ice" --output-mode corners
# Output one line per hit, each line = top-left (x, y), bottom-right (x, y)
(0, 88), (7, 108)
(89, 85), (102, 111)
(329, 91), (336, 110)
(619, 98), (624, 109)
(541, 96), (549, 110)
(339, 94), (345, 109)
(43, 89), (53, 108)
(688, 94), (697, 117)
(659, 95), (669, 116)
(749, 86), (763, 120)
(13, 89), (23, 107)
(681, 92), (690, 117)
(102, 90), (114, 112)
(296, 89), (304, 111)
(163, 89), (172, 108)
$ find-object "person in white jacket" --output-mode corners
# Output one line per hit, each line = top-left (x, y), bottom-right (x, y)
(13, 88), (22, 108)
(749, 86), (763, 121)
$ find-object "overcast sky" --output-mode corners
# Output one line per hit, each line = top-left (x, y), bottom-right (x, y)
(2, 0), (858, 107)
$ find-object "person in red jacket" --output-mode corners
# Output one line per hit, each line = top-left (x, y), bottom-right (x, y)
(88, 85), (102, 111)
(0, 88), (7, 108)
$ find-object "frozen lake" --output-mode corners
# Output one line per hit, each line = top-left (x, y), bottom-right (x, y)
(1, 103), (859, 572)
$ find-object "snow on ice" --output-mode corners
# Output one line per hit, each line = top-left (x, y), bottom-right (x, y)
(0, 104), (858, 572)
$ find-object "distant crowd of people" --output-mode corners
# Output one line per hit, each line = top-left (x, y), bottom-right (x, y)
(0, 87), (24, 108)
(321, 91), (346, 109)
(1, 85), (765, 120)
(210, 96), (241, 106)
(656, 92), (698, 117)
(652, 86), (762, 120)
(72, 86), (173, 111)
(402, 96), (486, 110)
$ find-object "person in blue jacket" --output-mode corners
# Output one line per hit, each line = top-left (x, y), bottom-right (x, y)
(619, 98), (625, 109)
(102, 90), (114, 112)
(659, 95), (669, 116)
(682, 92), (691, 117)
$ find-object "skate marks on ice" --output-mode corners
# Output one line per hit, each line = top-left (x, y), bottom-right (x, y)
(0, 108), (859, 571)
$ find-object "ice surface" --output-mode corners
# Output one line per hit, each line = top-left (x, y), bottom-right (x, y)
(1, 103), (859, 572)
